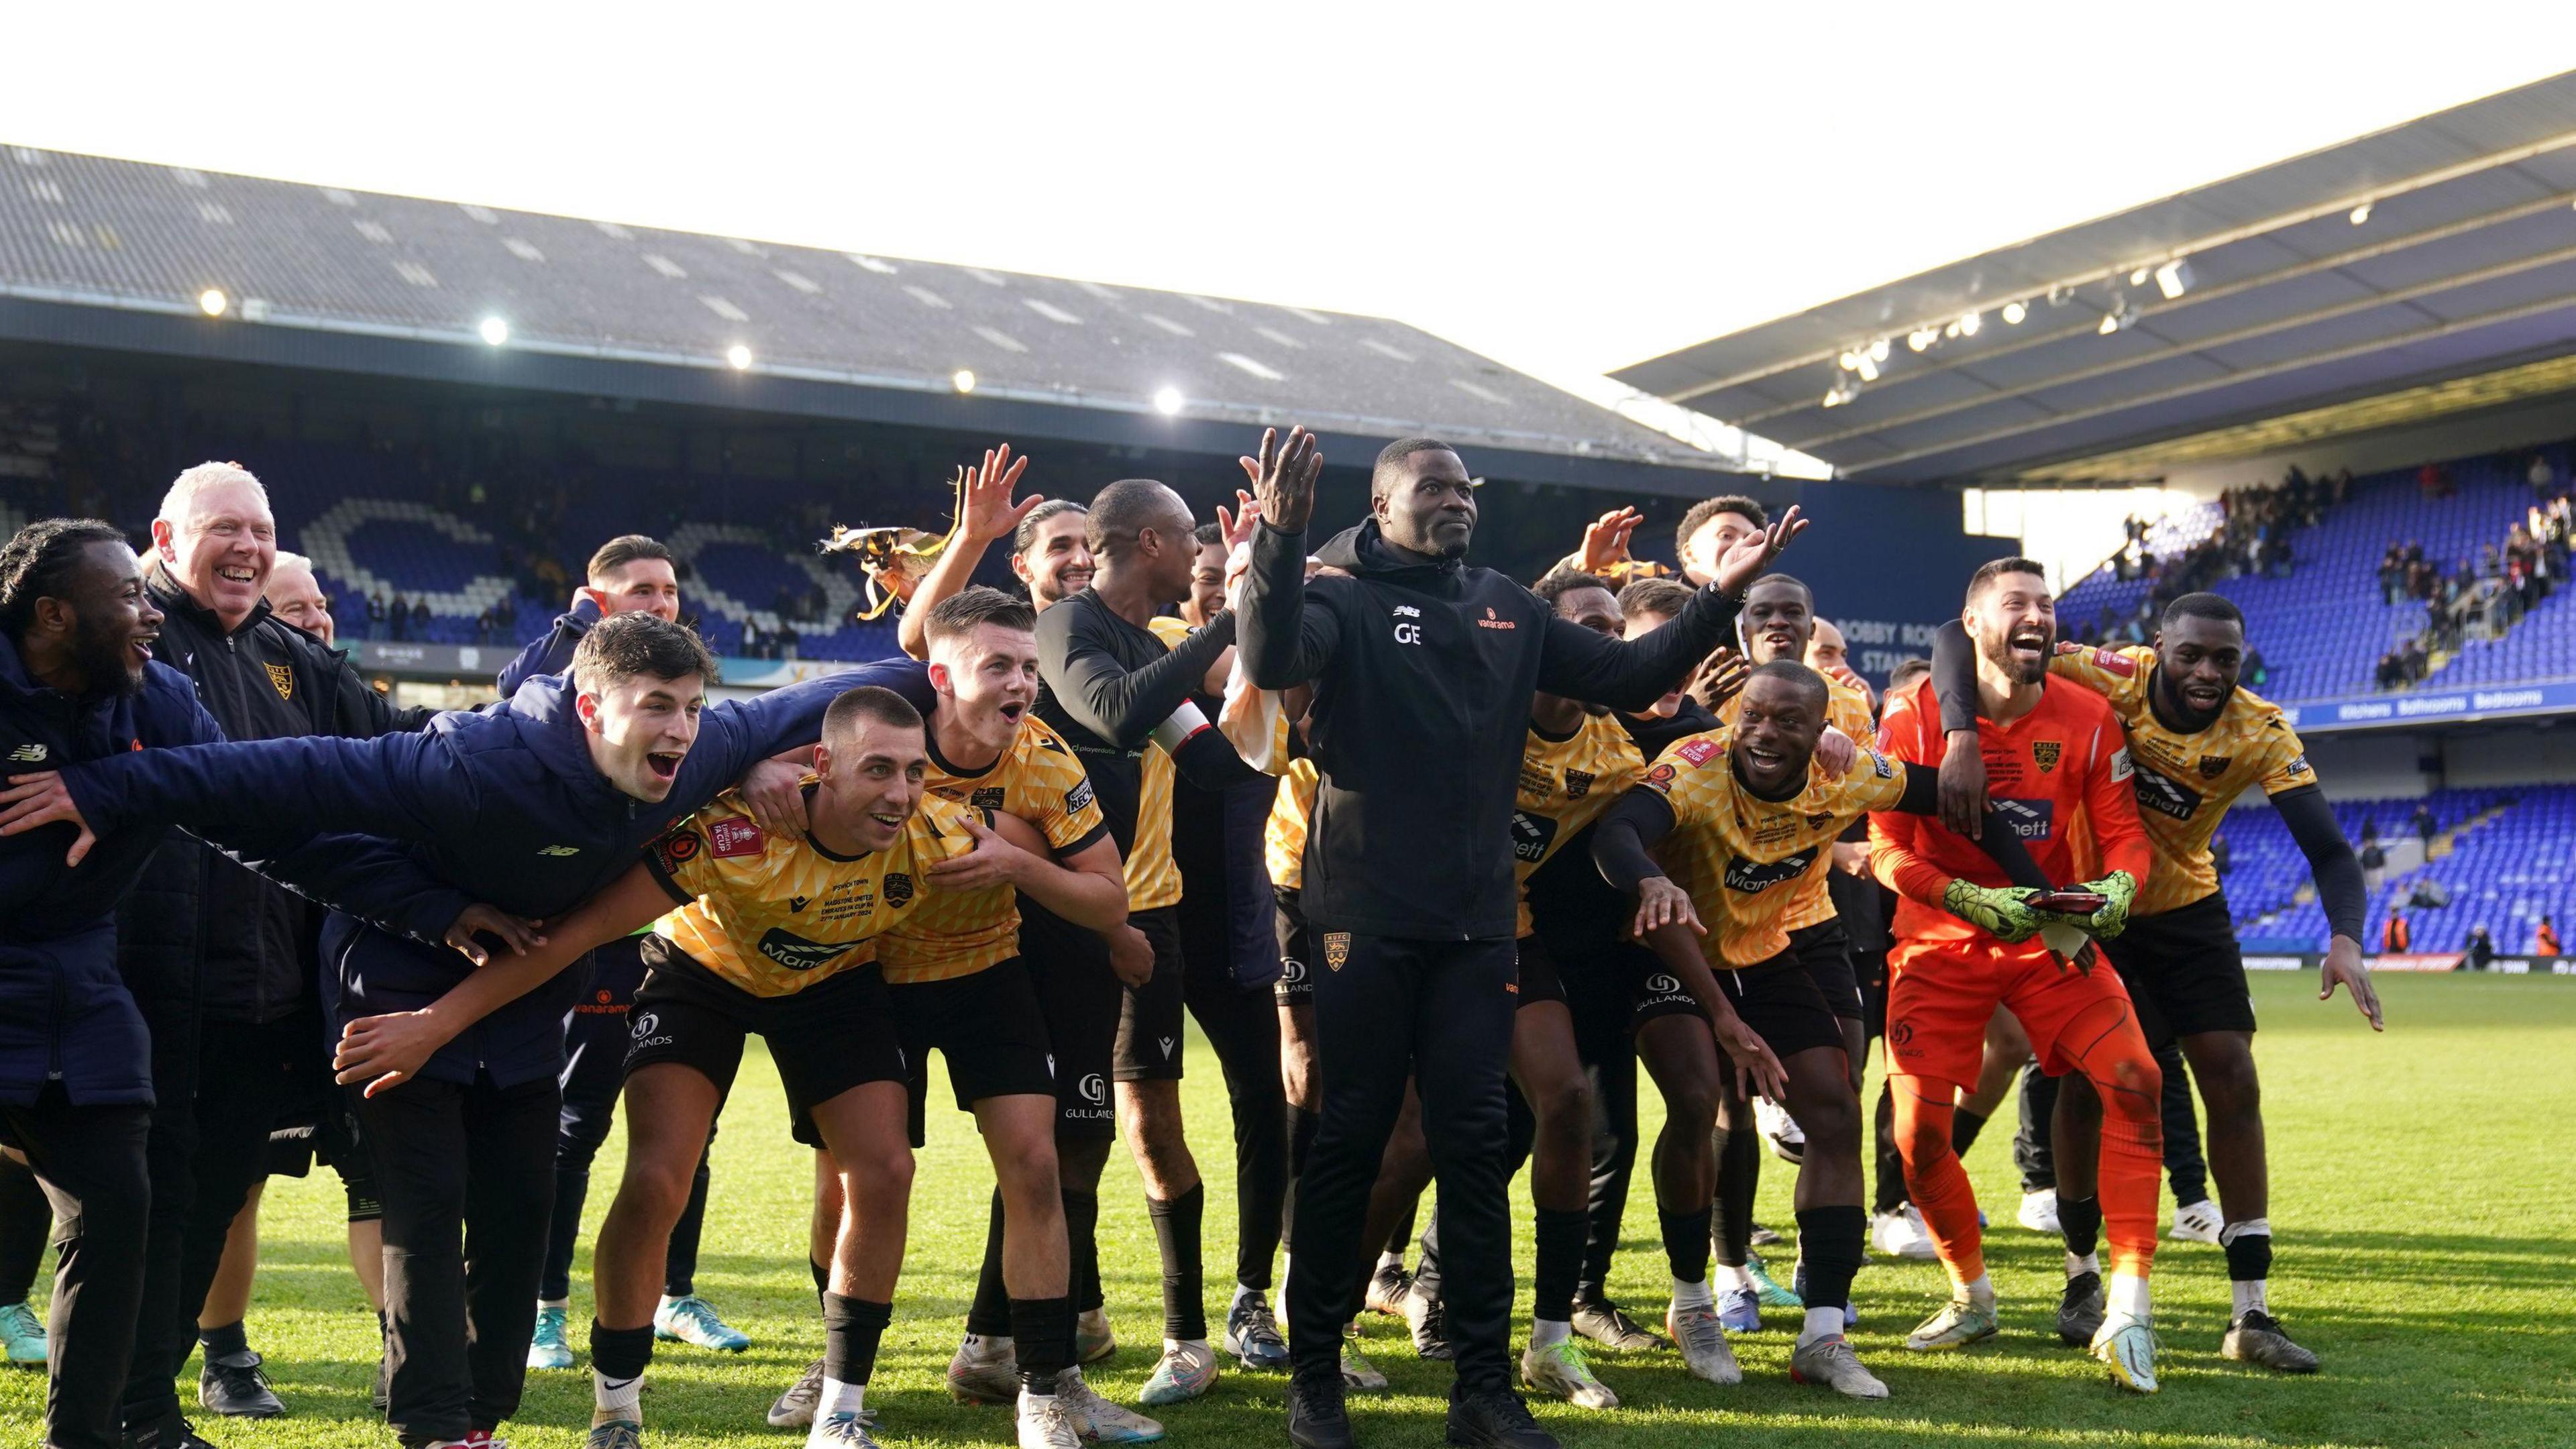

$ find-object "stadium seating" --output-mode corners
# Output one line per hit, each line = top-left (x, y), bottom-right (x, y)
(2226, 786), (2574, 954)
(2056, 498), (2226, 629)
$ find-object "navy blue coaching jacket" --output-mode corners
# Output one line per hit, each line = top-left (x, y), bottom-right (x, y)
(1, 636), (222, 1106)
(55, 659), (934, 1087)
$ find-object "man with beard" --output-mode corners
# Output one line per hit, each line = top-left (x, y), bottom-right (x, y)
(1238, 429), (1799, 1449)
(3, 614), (937, 1449)
(1926, 590), (2377, 1374)
(1870, 557), (2167, 1393)
(1591, 659), (2059, 1400)
(1, 519), (218, 1449)
(115, 464), (427, 1444)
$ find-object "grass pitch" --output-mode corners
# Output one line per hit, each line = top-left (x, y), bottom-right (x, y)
(5, 971), (2571, 1448)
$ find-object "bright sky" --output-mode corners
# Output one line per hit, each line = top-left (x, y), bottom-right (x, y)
(6, 5), (2571, 456)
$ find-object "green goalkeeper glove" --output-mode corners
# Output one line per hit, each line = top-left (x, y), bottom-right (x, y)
(2039, 869), (2139, 939)
(1942, 879), (2045, 944)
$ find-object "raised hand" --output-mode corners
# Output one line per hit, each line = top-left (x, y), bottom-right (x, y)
(957, 443), (1040, 547)
(1577, 506), (1644, 574)
(1813, 724), (1858, 779)
(1710, 504), (1809, 596)
(1215, 488), (1262, 553)
(1688, 647), (1750, 712)
(1236, 426), (1321, 534)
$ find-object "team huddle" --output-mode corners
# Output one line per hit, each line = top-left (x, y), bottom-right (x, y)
(0, 428), (2383, 1449)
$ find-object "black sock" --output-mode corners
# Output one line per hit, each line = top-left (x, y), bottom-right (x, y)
(1872, 1083), (1909, 1216)
(198, 1318), (249, 1360)
(590, 1320), (655, 1381)
(1660, 1207), (1713, 1284)
(1951, 1106), (1990, 1156)
(1716, 1118), (1758, 1266)
(1063, 1189), (1103, 1315)
(1792, 1206), (1865, 1315)
(967, 1189), (1012, 1337)
(2224, 1231), (2273, 1287)
(810, 1254), (830, 1307)
(1145, 1183), (1208, 1340)
(822, 1293), (892, 1387)
(1011, 1295), (1075, 1389)
(0, 1157), (48, 1305)
(1386, 1200), (1417, 1259)
(1532, 1208), (1587, 1324)
(2059, 1195), (2104, 1265)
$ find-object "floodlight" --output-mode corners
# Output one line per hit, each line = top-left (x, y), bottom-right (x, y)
(478, 317), (509, 345)
(1154, 386), (1184, 415)
(199, 288), (228, 317)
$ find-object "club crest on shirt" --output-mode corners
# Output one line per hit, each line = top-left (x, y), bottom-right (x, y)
(2198, 755), (2231, 780)
(1323, 932), (1350, 971)
(883, 872), (914, 906)
(1564, 769), (1595, 799)
(708, 818), (764, 858)
(971, 786), (1006, 811)
(265, 662), (294, 700)
(2032, 740), (2061, 773)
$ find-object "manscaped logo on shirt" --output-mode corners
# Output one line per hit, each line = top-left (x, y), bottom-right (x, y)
(708, 818), (765, 859)
(1724, 849), (1816, 894)
(1990, 798), (2055, 840)
(755, 928), (845, 973)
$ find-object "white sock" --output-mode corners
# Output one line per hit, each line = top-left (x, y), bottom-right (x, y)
(2231, 1279), (2269, 1317)
(656, 1293), (681, 1311)
(1955, 1272), (1994, 1308)
(1719, 1263), (1756, 1292)
(1799, 1305), (1844, 1344)
(593, 1367), (642, 1427)
(2107, 1270), (2151, 1324)
(538, 1297), (569, 1311)
(1020, 1381), (1058, 1406)
(819, 1377), (865, 1418)
(1376, 1250), (1403, 1271)
(1529, 1318), (1570, 1349)
(2065, 1250), (2100, 1278)
(1233, 1282), (1263, 1308)
(1670, 1275), (1714, 1311)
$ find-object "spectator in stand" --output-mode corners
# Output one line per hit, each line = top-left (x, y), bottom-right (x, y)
(2375, 653), (2403, 691)
(410, 598), (431, 636)
(2465, 926), (2495, 972)
(2209, 831), (2231, 876)
(2359, 839), (2387, 895)
(2530, 453), (2559, 502)
(2381, 910), (2410, 953)
(2242, 643), (2269, 689)
(2410, 802), (2438, 845)
(2359, 813), (2379, 845)
(265, 552), (335, 647)
(388, 593), (409, 642)
(2536, 915), (2562, 957)
(2418, 462), (2453, 499)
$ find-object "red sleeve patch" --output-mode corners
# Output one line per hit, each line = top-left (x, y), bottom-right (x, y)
(1674, 737), (1721, 766)
(1645, 762), (1678, 788)
(707, 817), (765, 859)
(2090, 648), (2138, 678)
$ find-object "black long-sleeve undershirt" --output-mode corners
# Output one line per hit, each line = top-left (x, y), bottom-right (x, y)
(1035, 593), (1236, 751)
(2274, 785), (2367, 941)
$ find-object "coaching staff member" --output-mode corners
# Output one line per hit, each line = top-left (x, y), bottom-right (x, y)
(117, 463), (430, 1443)
(1237, 429), (1801, 1449)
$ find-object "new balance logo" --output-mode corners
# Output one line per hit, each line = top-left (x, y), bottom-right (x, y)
(537, 845), (581, 857)
(4, 743), (44, 763)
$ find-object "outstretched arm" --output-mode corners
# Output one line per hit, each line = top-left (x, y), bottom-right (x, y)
(331, 861), (677, 1095)
(1237, 427), (1340, 689)
(1536, 508), (1805, 710)
(2276, 785), (2381, 1029)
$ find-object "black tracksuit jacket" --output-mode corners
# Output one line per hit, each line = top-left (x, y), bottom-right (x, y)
(1239, 519), (1743, 940)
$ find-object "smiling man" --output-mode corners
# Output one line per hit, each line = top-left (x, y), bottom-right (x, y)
(1, 519), (220, 1449)
(0, 612), (935, 1449)
(119, 463), (429, 1444)
(1926, 590), (2377, 1376)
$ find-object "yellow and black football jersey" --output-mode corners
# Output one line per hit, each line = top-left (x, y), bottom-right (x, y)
(1717, 676), (1875, 932)
(645, 788), (976, 998)
(1267, 757), (1320, 892)
(1640, 729), (1910, 966)
(1122, 614), (1203, 911)
(2049, 643), (2318, 917)
(1513, 712), (1646, 934)
(877, 714), (1113, 984)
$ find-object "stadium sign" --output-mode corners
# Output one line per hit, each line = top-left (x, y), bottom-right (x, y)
(2279, 679), (2576, 735)
(2249, 952), (2576, 975)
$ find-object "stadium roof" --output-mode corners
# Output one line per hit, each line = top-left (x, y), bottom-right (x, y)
(0, 144), (1728, 488)
(1613, 70), (2576, 486)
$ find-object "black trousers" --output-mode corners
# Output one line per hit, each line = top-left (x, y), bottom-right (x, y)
(123, 1013), (319, 1428)
(360, 1071), (559, 1443)
(542, 942), (712, 1303)
(0, 1152), (51, 1303)
(0, 1089), (152, 1449)
(1286, 934), (1517, 1394)
(2014, 1039), (2208, 1203)
(1176, 925), (1289, 1293)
